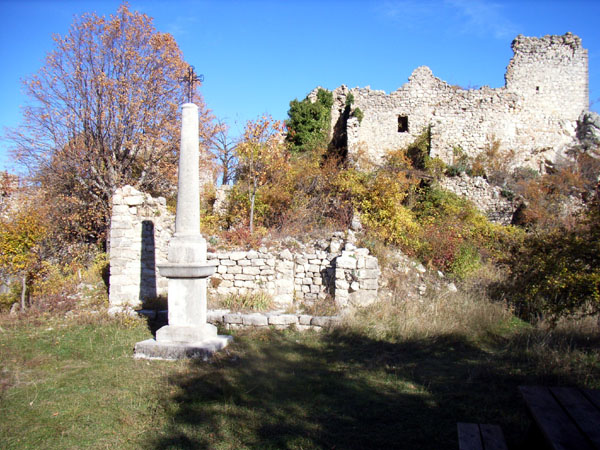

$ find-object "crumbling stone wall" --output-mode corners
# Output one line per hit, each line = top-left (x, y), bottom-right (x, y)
(318, 33), (589, 170)
(438, 174), (518, 225)
(206, 244), (379, 310)
(109, 186), (173, 307)
(109, 187), (380, 311)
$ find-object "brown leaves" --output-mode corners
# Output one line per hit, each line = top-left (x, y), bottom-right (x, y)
(6, 3), (215, 244)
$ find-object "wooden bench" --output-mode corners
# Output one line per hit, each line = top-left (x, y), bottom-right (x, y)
(457, 422), (508, 450)
(519, 386), (600, 450)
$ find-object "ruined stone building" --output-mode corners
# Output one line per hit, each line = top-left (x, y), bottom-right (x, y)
(316, 33), (590, 170)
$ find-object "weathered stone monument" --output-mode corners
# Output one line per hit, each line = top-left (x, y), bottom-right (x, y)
(134, 76), (232, 359)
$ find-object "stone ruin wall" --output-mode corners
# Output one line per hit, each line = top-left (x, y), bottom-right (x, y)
(109, 186), (173, 307)
(438, 174), (517, 225)
(109, 186), (380, 312)
(505, 34), (588, 121)
(321, 33), (589, 171)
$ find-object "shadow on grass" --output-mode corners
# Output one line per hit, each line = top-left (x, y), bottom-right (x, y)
(149, 327), (599, 450)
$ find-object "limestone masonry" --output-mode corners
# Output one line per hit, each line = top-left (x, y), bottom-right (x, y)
(109, 32), (594, 312)
(438, 174), (517, 225)
(109, 186), (380, 311)
(314, 33), (589, 170)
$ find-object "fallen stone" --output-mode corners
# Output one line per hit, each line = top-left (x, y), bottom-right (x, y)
(279, 249), (293, 260)
(298, 314), (312, 325)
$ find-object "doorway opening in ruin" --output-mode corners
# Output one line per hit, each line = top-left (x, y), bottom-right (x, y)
(398, 115), (409, 133)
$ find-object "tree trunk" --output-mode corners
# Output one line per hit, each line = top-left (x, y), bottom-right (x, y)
(221, 166), (229, 185)
(20, 274), (27, 311)
(249, 191), (255, 234)
(105, 203), (112, 254)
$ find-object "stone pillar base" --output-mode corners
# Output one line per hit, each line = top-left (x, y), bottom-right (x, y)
(134, 335), (232, 360)
(155, 323), (217, 343)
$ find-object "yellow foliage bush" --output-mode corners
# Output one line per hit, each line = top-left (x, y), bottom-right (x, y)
(333, 167), (421, 249)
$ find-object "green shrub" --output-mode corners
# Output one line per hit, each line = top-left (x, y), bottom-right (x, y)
(500, 188), (515, 201)
(424, 157), (447, 180)
(352, 107), (364, 124)
(286, 88), (333, 154)
(411, 187), (519, 277)
(405, 128), (431, 170)
(445, 145), (472, 176)
(345, 92), (355, 106)
(505, 205), (600, 322)
(449, 243), (481, 280)
(445, 166), (462, 177)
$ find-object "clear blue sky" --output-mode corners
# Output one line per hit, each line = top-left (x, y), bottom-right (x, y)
(1, 0), (599, 173)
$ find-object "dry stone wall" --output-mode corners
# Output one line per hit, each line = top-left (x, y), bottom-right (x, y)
(136, 308), (343, 332)
(109, 187), (380, 311)
(318, 33), (589, 171)
(207, 310), (342, 331)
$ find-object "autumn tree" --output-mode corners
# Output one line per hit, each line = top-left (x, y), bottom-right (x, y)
(0, 171), (19, 217)
(236, 116), (288, 233)
(0, 201), (47, 311)
(6, 4), (214, 245)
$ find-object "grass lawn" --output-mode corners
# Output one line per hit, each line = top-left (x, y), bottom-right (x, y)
(1, 303), (599, 449)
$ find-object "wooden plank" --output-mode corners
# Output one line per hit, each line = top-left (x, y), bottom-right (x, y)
(457, 422), (483, 450)
(480, 424), (508, 450)
(519, 386), (593, 450)
(552, 387), (600, 449)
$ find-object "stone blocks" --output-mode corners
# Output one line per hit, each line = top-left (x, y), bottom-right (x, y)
(109, 185), (173, 308)
(110, 191), (381, 312)
(320, 33), (588, 173)
(211, 309), (343, 331)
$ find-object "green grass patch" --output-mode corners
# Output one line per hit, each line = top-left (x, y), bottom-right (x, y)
(1, 301), (598, 449)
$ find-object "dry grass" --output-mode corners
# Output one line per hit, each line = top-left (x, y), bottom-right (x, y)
(299, 295), (340, 316)
(345, 287), (512, 342)
(208, 291), (274, 312)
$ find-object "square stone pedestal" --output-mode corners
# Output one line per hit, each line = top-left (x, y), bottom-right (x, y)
(134, 335), (233, 360)
(156, 323), (218, 343)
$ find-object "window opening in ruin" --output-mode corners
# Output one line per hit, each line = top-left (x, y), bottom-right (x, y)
(398, 115), (409, 133)
(536, 86), (540, 93)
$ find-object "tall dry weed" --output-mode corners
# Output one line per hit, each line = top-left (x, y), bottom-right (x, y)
(346, 287), (511, 342)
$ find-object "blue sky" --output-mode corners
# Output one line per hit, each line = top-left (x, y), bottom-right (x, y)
(1, 0), (599, 172)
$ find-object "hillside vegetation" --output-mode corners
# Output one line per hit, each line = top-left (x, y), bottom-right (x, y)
(0, 4), (598, 448)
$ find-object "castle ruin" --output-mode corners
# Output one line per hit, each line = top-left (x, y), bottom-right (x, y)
(316, 33), (589, 170)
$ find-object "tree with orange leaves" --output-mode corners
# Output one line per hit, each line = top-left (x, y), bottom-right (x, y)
(236, 116), (288, 234)
(6, 4), (214, 245)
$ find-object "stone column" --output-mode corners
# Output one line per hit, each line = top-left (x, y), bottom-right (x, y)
(135, 102), (232, 359)
(175, 103), (201, 237)
(155, 103), (215, 343)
